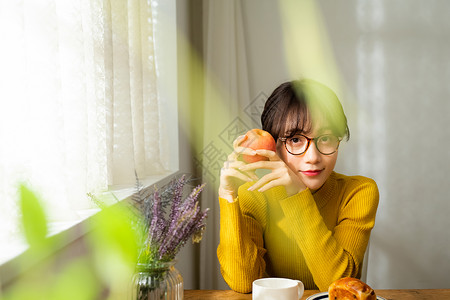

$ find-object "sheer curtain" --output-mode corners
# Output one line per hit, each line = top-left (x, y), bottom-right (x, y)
(197, 0), (252, 290)
(0, 0), (166, 253)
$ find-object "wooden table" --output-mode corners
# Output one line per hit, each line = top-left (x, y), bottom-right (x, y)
(185, 289), (450, 299)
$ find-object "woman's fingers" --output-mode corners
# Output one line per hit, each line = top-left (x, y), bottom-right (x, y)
(231, 136), (281, 162)
(221, 159), (259, 181)
(245, 163), (303, 195)
(239, 160), (281, 172)
(221, 168), (256, 183)
(233, 135), (247, 148)
(234, 146), (257, 157)
(235, 149), (280, 170)
(227, 146), (305, 195)
(256, 178), (285, 193)
(247, 171), (279, 191)
(255, 149), (279, 160)
(223, 157), (243, 169)
(228, 146), (256, 161)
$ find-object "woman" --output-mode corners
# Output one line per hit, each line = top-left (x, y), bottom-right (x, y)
(217, 79), (379, 292)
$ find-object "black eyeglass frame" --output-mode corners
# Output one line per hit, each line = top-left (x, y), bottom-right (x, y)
(278, 134), (343, 156)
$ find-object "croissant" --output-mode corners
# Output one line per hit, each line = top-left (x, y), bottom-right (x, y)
(328, 277), (376, 300)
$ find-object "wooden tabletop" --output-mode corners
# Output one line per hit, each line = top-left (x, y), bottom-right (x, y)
(184, 289), (450, 299)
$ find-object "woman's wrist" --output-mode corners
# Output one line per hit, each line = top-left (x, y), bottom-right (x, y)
(219, 187), (237, 203)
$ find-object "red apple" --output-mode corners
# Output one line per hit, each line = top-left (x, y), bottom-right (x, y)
(239, 129), (276, 163)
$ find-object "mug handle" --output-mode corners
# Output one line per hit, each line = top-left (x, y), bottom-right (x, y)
(296, 280), (305, 299)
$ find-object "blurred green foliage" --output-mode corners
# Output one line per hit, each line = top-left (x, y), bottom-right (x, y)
(0, 184), (142, 300)
(19, 185), (48, 248)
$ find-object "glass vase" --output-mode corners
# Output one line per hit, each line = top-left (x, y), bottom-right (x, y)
(132, 261), (183, 300)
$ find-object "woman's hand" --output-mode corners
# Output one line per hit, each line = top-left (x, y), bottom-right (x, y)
(238, 149), (306, 197)
(219, 135), (259, 202)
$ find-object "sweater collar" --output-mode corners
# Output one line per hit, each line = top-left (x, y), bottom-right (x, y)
(312, 171), (337, 209)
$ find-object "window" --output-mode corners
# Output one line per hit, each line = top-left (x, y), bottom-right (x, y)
(0, 0), (178, 266)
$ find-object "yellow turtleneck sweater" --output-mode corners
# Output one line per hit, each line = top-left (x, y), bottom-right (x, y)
(217, 172), (379, 293)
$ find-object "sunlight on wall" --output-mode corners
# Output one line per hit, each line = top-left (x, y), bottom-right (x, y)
(278, 0), (344, 97)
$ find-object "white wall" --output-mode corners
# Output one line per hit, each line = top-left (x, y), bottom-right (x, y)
(240, 0), (450, 289)
(318, 0), (450, 289)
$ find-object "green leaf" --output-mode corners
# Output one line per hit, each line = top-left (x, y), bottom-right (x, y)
(87, 204), (141, 287)
(50, 259), (99, 300)
(19, 184), (48, 246)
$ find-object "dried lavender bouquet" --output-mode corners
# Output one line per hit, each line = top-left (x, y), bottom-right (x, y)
(131, 174), (208, 264)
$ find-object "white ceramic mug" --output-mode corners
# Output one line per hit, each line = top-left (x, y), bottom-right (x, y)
(252, 278), (304, 300)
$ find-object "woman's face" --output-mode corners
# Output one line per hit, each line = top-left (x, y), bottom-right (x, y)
(277, 125), (338, 192)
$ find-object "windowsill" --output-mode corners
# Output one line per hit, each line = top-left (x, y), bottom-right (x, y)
(0, 170), (179, 289)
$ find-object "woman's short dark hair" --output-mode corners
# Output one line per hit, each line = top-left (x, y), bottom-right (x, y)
(261, 79), (349, 142)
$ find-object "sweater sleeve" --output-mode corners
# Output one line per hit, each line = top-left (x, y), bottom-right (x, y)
(280, 177), (379, 291)
(216, 183), (268, 293)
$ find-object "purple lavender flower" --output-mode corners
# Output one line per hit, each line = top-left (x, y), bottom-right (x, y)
(133, 175), (208, 263)
(149, 188), (166, 245)
(158, 183), (206, 260)
(167, 175), (186, 229)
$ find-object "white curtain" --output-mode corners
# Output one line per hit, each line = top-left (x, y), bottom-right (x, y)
(199, 0), (252, 290)
(0, 0), (166, 248)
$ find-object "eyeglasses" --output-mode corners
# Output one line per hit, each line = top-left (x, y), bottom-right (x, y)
(279, 134), (342, 156)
